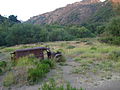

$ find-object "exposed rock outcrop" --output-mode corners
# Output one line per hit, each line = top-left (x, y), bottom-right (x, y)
(27, 0), (118, 25)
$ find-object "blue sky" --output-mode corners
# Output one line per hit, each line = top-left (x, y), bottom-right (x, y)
(0, 0), (105, 21)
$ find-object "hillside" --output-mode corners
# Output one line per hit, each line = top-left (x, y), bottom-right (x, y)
(27, 0), (117, 25)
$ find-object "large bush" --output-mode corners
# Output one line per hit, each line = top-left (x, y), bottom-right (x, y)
(100, 16), (120, 45)
(106, 16), (120, 37)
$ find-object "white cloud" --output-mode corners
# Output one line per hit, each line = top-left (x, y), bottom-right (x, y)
(0, 0), (105, 21)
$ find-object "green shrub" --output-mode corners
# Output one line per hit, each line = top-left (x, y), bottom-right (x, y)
(0, 68), (2, 74)
(106, 16), (120, 37)
(111, 37), (120, 45)
(0, 61), (7, 75)
(37, 64), (50, 73)
(75, 58), (82, 62)
(28, 67), (45, 82)
(90, 47), (97, 50)
(0, 61), (7, 68)
(28, 59), (55, 83)
(100, 16), (120, 45)
(41, 59), (55, 68)
(109, 51), (120, 61)
(101, 36), (120, 45)
(99, 36), (112, 44)
(28, 64), (50, 82)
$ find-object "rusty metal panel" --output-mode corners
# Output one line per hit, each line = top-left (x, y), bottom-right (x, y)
(13, 47), (48, 60)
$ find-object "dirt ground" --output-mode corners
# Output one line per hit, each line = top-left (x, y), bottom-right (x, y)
(1, 58), (120, 90)
(60, 59), (120, 90)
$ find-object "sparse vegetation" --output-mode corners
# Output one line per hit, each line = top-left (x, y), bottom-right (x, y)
(0, 61), (7, 74)
(0, 61), (7, 68)
(109, 51), (120, 61)
(67, 39), (120, 76)
(1, 38), (120, 89)
(3, 72), (15, 87)
(39, 79), (85, 90)
(3, 55), (56, 87)
(28, 59), (55, 83)
(66, 45), (75, 49)
(0, 68), (2, 74)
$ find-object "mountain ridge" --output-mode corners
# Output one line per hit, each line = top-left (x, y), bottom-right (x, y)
(27, 0), (118, 25)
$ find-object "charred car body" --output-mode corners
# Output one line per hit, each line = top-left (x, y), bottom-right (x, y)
(11, 47), (62, 61)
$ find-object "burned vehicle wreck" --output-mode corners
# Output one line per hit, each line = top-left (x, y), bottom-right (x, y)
(11, 47), (62, 61)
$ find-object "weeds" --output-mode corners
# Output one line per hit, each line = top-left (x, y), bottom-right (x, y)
(3, 47), (17, 52)
(66, 45), (75, 49)
(3, 72), (15, 87)
(90, 46), (97, 50)
(41, 59), (55, 68)
(114, 62), (120, 72)
(74, 58), (114, 74)
(16, 55), (38, 67)
(39, 79), (85, 90)
(0, 61), (7, 68)
(0, 61), (7, 75)
(28, 60), (55, 83)
(60, 43), (68, 47)
(0, 68), (2, 74)
(28, 65), (49, 83)
(3, 56), (56, 86)
(109, 51), (120, 61)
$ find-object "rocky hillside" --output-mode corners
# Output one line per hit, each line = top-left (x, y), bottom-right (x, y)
(27, 0), (118, 25)
(111, 0), (120, 3)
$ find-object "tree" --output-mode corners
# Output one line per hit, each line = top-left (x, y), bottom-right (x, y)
(100, 16), (120, 45)
(68, 26), (95, 38)
(106, 16), (120, 36)
(9, 15), (21, 23)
